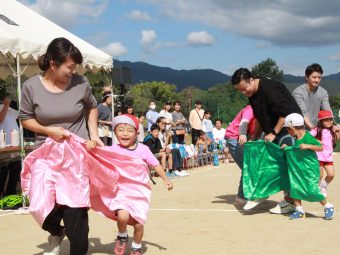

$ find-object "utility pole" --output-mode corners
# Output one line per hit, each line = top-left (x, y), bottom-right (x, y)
(188, 88), (192, 112)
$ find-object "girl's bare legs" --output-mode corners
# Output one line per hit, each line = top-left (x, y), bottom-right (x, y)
(324, 165), (335, 183)
(133, 223), (144, 244)
(117, 209), (129, 233)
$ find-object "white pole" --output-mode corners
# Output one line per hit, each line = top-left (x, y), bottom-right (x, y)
(16, 54), (25, 159)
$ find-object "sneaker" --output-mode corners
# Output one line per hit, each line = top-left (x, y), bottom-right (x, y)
(320, 185), (328, 198)
(180, 170), (190, 176)
(324, 206), (335, 220)
(114, 236), (128, 255)
(43, 229), (66, 255)
(243, 198), (266, 210)
(174, 170), (184, 177)
(234, 196), (247, 205)
(130, 248), (142, 255)
(269, 200), (295, 214)
(165, 172), (175, 179)
(289, 209), (305, 220)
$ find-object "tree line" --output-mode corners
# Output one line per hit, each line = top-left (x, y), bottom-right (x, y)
(0, 58), (339, 124)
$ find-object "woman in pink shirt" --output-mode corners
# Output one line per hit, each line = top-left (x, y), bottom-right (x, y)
(310, 110), (337, 198)
(225, 105), (256, 204)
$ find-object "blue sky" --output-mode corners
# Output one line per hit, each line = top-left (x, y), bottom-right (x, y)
(21, 0), (340, 76)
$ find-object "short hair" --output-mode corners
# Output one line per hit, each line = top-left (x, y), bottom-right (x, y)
(215, 118), (222, 124)
(204, 110), (211, 115)
(151, 124), (160, 131)
(305, 63), (323, 77)
(173, 100), (181, 106)
(231, 68), (254, 85)
(156, 116), (165, 124)
(139, 112), (146, 118)
(149, 100), (155, 104)
(198, 130), (206, 137)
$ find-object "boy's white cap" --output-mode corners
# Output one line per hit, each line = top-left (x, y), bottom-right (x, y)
(284, 113), (304, 127)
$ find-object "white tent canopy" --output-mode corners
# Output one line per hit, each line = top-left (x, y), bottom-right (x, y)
(0, 0), (113, 156)
(0, 0), (112, 78)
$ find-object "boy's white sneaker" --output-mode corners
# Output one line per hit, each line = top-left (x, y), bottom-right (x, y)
(43, 230), (65, 255)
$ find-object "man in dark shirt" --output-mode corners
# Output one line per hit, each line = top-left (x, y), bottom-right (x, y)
(231, 68), (302, 146)
(231, 68), (302, 214)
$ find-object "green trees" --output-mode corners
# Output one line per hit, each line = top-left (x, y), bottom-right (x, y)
(251, 58), (284, 81)
(128, 81), (178, 115)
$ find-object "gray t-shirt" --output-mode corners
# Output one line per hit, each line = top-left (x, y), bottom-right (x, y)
(19, 74), (97, 146)
(292, 84), (331, 126)
(97, 103), (112, 121)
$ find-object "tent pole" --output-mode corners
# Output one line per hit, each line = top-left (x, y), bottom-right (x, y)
(16, 54), (25, 160)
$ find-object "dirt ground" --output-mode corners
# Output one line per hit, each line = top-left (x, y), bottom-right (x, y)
(1, 154), (340, 255)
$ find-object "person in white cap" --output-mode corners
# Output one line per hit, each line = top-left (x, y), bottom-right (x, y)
(110, 114), (173, 255)
(282, 113), (335, 220)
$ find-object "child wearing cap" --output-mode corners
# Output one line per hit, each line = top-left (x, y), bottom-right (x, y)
(109, 114), (173, 255)
(282, 113), (335, 220)
(310, 110), (337, 198)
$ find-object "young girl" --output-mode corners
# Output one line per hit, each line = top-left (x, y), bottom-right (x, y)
(201, 110), (214, 142)
(109, 114), (173, 255)
(310, 110), (337, 197)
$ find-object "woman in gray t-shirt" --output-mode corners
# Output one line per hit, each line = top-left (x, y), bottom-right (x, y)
(19, 37), (102, 255)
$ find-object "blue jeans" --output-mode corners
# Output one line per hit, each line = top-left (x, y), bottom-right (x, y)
(226, 138), (245, 199)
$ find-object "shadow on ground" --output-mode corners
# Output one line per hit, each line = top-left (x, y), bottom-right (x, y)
(34, 237), (167, 254)
(212, 194), (281, 215)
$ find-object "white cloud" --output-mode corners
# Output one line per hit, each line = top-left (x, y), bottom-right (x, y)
(140, 0), (340, 47)
(140, 30), (157, 45)
(328, 53), (340, 61)
(19, 0), (108, 28)
(101, 42), (128, 57)
(126, 10), (152, 21)
(187, 31), (215, 47)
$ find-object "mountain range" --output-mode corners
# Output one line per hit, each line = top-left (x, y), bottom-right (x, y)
(113, 60), (340, 94)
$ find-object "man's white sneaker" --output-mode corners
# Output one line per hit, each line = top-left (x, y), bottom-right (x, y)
(43, 230), (65, 255)
(269, 200), (295, 214)
(243, 199), (266, 210)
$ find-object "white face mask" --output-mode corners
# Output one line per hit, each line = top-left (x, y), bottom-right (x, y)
(150, 104), (156, 110)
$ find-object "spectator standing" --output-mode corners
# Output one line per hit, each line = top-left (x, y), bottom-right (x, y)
(137, 113), (146, 143)
(189, 100), (204, 145)
(292, 63), (331, 130)
(146, 100), (158, 132)
(202, 110), (214, 142)
(159, 101), (173, 132)
(97, 92), (113, 146)
(171, 100), (188, 144)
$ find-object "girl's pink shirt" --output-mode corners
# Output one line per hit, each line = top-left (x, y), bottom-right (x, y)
(310, 128), (334, 162)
